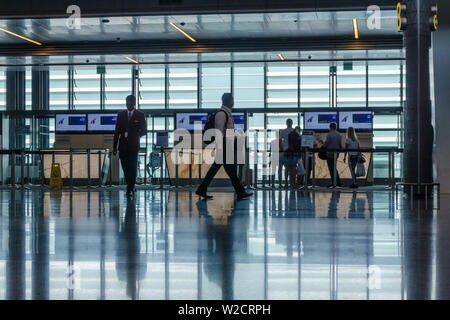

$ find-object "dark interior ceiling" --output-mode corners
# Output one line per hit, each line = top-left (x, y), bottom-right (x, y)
(0, 0), (398, 19)
(0, 10), (402, 58)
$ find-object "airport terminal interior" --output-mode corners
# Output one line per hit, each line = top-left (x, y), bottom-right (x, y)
(0, 0), (450, 300)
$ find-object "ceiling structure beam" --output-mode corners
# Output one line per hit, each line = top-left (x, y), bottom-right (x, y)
(0, 0), (398, 19)
(0, 36), (402, 57)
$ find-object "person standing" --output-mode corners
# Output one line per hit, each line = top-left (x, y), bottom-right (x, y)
(196, 93), (253, 201)
(113, 95), (147, 197)
(343, 126), (361, 188)
(323, 122), (342, 188)
(280, 119), (294, 188)
(286, 126), (301, 189)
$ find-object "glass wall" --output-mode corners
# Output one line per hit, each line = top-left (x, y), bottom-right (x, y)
(0, 71), (5, 110)
(50, 68), (69, 110)
(73, 66), (101, 110)
(139, 67), (165, 109)
(300, 63), (329, 108)
(267, 64), (298, 109)
(105, 66), (132, 110)
(233, 65), (264, 109)
(200, 65), (231, 109)
(336, 62), (366, 108)
(168, 66), (197, 109)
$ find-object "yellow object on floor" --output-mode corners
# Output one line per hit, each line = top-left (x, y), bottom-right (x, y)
(49, 163), (63, 190)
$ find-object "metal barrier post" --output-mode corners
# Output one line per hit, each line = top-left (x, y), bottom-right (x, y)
(391, 151), (395, 189)
(253, 150), (258, 189)
(159, 147), (164, 189)
(304, 150), (309, 189)
(144, 152), (147, 185)
(20, 150), (25, 189)
(10, 152), (16, 188)
(69, 149), (73, 189)
(98, 150), (102, 187)
(189, 151), (193, 187)
(109, 150), (112, 187)
(87, 149), (91, 188)
(175, 150), (179, 188)
(198, 151), (202, 187)
(312, 151), (316, 188)
(333, 151), (337, 187)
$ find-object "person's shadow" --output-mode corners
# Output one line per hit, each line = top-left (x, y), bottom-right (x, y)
(196, 194), (241, 300)
(115, 198), (147, 299)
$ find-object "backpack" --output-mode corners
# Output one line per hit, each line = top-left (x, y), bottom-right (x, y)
(203, 110), (229, 144)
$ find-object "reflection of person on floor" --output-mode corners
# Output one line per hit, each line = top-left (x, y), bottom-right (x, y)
(115, 199), (147, 299)
(327, 191), (341, 219)
(196, 192), (249, 299)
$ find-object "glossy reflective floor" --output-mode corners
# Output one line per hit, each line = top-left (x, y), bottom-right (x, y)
(0, 188), (448, 300)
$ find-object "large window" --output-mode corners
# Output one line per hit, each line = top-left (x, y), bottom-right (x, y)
(300, 63), (330, 108)
(0, 71), (5, 110)
(233, 65), (264, 109)
(200, 66), (231, 109)
(139, 67), (165, 109)
(105, 66), (132, 110)
(336, 62), (366, 108)
(49, 68), (69, 110)
(267, 65), (298, 109)
(73, 67), (101, 110)
(368, 61), (402, 107)
(168, 66), (197, 109)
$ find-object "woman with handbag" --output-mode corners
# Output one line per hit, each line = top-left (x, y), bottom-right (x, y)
(343, 126), (360, 189)
(285, 126), (301, 189)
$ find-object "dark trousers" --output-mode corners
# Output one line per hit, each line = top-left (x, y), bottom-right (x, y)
(326, 156), (341, 186)
(119, 151), (138, 192)
(197, 162), (245, 196)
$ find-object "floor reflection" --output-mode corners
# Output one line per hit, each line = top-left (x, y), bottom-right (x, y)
(0, 188), (445, 300)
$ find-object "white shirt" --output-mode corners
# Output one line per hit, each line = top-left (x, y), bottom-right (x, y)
(346, 138), (360, 156)
(280, 127), (294, 151)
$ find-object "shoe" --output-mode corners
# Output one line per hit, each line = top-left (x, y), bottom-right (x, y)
(196, 190), (213, 200)
(350, 184), (358, 189)
(328, 185), (335, 189)
(237, 192), (253, 200)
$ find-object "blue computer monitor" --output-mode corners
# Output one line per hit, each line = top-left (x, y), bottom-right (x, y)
(55, 114), (87, 133)
(303, 111), (338, 132)
(87, 114), (118, 132)
(338, 111), (373, 132)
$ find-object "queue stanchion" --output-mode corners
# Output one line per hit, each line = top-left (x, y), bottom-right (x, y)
(144, 151), (147, 185)
(20, 150), (25, 189)
(109, 150), (113, 187)
(98, 150), (102, 187)
(391, 151), (395, 190)
(333, 151), (337, 187)
(304, 149), (309, 189)
(40, 151), (45, 188)
(312, 151), (316, 188)
(198, 151), (202, 187)
(87, 149), (91, 188)
(175, 150), (179, 188)
(189, 151), (193, 187)
(10, 152), (15, 188)
(69, 148), (73, 189)
(159, 147), (164, 190)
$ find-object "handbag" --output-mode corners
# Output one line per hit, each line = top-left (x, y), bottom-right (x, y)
(318, 147), (328, 160)
(357, 154), (366, 163)
(297, 158), (305, 175)
(356, 162), (366, 177)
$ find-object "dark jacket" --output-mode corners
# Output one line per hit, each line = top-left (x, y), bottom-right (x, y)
(113, 109), (147, 153)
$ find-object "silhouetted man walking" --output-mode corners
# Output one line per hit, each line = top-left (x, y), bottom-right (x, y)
(196, 93), (253, 200)
(113, 95), (147, 197)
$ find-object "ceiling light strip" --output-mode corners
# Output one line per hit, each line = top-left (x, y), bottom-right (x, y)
(125, 56), (139, 64)
(169, 22), (197, 42)
(0, 27), (42, 45)
(277, 53), (285, 61)
(352, 18), (359, 39)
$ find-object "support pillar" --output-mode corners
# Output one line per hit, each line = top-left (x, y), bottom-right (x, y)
(402, 0), (434, 195)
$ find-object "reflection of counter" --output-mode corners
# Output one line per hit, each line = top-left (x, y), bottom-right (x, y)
(165, 149), (237, 185)
(41, 149), (106, 180)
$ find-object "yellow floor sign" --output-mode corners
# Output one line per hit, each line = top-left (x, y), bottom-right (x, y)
(49, 163), (63, 190)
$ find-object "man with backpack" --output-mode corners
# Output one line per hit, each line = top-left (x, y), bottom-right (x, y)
(195, 93), (253, 201)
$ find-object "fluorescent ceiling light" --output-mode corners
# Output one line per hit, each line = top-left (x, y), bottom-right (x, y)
(125, 56), (139, 64)
(0, 27), (42, 45)
(169, 22), (197, 42)
(277, 53), (285, 61)
(352, 18), (359, 39)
